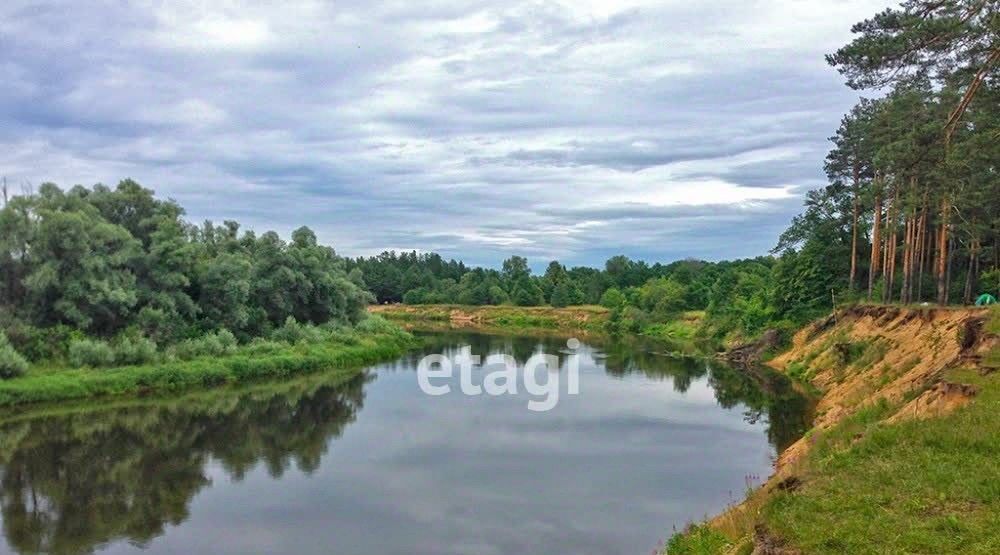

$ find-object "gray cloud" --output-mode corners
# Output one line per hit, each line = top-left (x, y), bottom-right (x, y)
(0, 0), (888, 268)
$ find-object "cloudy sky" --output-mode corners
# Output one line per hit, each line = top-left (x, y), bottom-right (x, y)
(0, 0), (889, 269)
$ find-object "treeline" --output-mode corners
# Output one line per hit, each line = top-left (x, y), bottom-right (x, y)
(349, 251), (820, 338)
(0, 180), (373, 368)
(346, 251), (468, 303)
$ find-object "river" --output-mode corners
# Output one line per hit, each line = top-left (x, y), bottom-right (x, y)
(0, 330), (808, 555)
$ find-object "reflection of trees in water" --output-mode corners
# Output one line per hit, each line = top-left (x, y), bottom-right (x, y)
(0, 333), (811, 554)
(417, 331), (811, 452)
(0, 372), (370, 555)
(598, 336), (810, 453)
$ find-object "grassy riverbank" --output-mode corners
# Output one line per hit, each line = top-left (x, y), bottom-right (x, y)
(370, 303), (707, 343)
(666, 305), (1000, 554)
(0, 317), (415, 409)
(369, 304), (610, 334)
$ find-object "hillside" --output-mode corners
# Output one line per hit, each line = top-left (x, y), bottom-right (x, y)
(669, 305), (1000, 554)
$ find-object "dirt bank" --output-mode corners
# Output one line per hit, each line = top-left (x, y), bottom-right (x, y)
(695, 304), (998, 552)
(771, 305), (994, 432)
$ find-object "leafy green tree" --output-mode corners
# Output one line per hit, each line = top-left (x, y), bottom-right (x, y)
(501, 256), (530, 283)
(827, 0), (999, 139)
(195, 252), (254, 335)
(24, 186), (140, 334)
(509, 277), (545, 306)
(638, 277), (687, 317)
(600, 287), (627, 309)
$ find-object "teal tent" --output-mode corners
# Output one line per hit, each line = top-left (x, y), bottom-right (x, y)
(975, 293), (997, 306)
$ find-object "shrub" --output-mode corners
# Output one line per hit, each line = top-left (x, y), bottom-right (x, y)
(619, 306), (649, 334)
(600, 287), (626, 309)
(69, 338), (115, 368)
(320, 322), (362, 345)
(0, 332), (29, 379)
(271, 317), (326, 344)
(171, 329), (239, 360)
(215, 329), (238, 351)
(244, 338), (285, 355)
(355, 314), (399, 335)
(1, 322), (78, 362)
(115, 336), (159, 366)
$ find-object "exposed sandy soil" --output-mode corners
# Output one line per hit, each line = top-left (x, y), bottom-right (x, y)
(707, 305), (996, 540)
(771, 305), (994, 432)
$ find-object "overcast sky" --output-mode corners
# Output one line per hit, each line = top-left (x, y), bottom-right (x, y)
(0, 1), (890, 269)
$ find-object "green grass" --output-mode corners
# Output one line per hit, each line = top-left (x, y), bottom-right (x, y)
(665, 524), (734, 554)
(760, 364), (1000, 554)
(372, 304), (609, 333)
(642, 311), (705, 341)
(0, 326), (415, 408)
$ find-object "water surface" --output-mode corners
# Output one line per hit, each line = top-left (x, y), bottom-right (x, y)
(0, 331), (807, 555)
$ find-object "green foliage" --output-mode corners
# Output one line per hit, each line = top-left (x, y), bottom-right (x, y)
(68, 339), (115, 368)
(0, 325), (414, 408)
(760, 364), (1000, 554)
(170, 330), (238, 361)
(664, 524), (732, 555)
(0, 181), (373, 349)
(987, 306), (1000, 336)
(638, 277), (687, 318)
(0, 332), (28, 379)
(270, 316), (326, 344)
(0, 322), (78, 362)
(355, 314), (404, 336)
(509, 277), (545, 306)
(600, 287), (626, 309)
(114, 335), (159, 366)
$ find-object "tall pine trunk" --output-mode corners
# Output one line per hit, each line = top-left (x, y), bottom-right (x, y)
(936, 196), (950, 305)
(868, 188), (883, 300)
(962, 238), (979, 305)
(916, 203), (927, 302)
(883, 183), (899, 304)
(901, 212), (913, 304)
(848, 161), (860, 291)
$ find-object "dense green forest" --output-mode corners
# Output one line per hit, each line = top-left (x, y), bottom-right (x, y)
(0, 181), (376, 377)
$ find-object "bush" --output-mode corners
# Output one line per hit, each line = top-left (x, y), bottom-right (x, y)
(1, 322), (78, 362)
(271, 316), (326, 344)
(0, 332), (29, 379)
(115, 336), (159, 366)
(69, 338), (116, 368)
(619, 306), (649, 334)
(320, 322), (362, 345)
(171, 329), (239, 360)
(244, 338), (285, 355)
(355, 314), (399, 335)
(600, 287), (626, 309)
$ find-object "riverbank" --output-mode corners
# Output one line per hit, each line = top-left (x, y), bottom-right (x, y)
(369, 303), (610, 335)
(0, 319), (415, 409)
(369, 303), (707, 342)
(666, 305), (1000, 554)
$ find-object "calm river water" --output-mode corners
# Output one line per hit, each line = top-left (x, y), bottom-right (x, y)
(0, 331), (807, 555)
